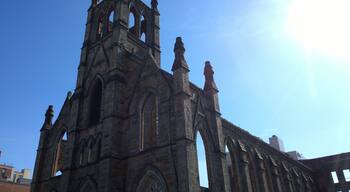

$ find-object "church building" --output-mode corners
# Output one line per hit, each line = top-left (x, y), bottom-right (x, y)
(31, 0), (350, 191)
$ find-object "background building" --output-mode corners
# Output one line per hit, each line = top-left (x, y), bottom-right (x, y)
(0, 149), (31, 191)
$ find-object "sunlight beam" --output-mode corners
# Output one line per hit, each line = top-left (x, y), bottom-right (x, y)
(287, 0), (350, 60)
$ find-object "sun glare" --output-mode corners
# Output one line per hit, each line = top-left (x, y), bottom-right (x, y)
(287, 0), (350, 60)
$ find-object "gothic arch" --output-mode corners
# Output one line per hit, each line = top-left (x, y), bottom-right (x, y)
(225, 137), (242, 192)
(194, 120), (216, 153)
(79, 176), (97, 192)
(246, 147), (259, 191)
(51, 128), (68, 177)
(128, 3), (139, 35)
(136, 167), (168, 192)
(194, 120), (219, 189)
(139, 91), (158, 150)
(88, 76), (104, 126)
(140, 14), (147, 42)
(107, 9), (116, 33)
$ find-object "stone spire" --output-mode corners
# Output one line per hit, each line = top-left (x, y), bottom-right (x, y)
(172, 37), (189, 71)
(204, 61), (218, 93)
(41, 105), (54, 131)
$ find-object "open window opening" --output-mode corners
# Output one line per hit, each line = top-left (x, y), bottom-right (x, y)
(52, 130), (68, 177)
(196, 132), (209, 188)
(107, 10), (115, 33)
(140, 15), (146, 42)
(331, 171), (339, 184)
(89, 79), (103, 126)
(343, 169), (350, 182)
(129, 6), (137, 35)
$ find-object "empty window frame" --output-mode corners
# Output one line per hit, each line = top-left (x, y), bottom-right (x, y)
(196, 132), (209, 188)
(343, 169), (350, 182)
(331, 171), (339, 184)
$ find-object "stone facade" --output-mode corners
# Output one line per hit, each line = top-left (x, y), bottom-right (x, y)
(31, 0), (350, 192)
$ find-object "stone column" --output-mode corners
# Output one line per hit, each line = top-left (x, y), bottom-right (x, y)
(238, 141), (253, 192)
(172, 37), (200, 192)
(203, 61), (231, 192)
(31, 106), (54, 192)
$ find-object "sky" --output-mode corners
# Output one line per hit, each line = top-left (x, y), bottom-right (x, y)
(0, 0), (350, 184)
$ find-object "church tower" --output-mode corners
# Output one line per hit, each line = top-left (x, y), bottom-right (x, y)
(31, 0), (232, 192)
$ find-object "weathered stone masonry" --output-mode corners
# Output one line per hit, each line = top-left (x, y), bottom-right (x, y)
(31, 0), (350, 191)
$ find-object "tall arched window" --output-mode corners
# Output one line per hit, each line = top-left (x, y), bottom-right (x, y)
(129, 6), (137, 35)
(196, 132), (209, 188)
(107, 10), (115, 33)
(140, 93), (158, 150)
(140, 15), (146, 42)
(52, 130), (68, 177)
(89, 79), (103, 126)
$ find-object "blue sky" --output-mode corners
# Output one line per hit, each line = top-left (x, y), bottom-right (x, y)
(0, 0), (350, 182)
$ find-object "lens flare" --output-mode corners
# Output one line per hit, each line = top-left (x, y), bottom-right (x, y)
(287, 0), (350, 60)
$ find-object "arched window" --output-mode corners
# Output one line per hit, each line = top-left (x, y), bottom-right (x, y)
(107, 10), (115, 33)
(140, 15), (146, 42)
(196, 132), (209, 188)
(52, 130), (68, 177)
(136, 169), (168, 192)
(97, 15), (104, 39)
(225, 143), (240, 192)
(89, 79), (103, 126)
(129, 6), (137, 35)
(140, 93), (158, 150)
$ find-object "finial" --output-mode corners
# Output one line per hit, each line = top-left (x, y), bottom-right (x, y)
(151, 0), (158, 10)
(204, 61), (218, 93)
(172, 37), (189, 71)
(41, 105), (54, 131)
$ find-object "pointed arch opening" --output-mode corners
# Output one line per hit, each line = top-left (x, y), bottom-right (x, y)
(107, 9), (116, 33)
(196, 131), (209, 188)
(52, 130), (68, 177)
(225, 144), (235, 191)
(88, 79), (103, 126)
(140, 93), (158, 151)
(129, 6), (137, 35)
(140, 15), (147, 42)
(136, 168), (168, 192)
